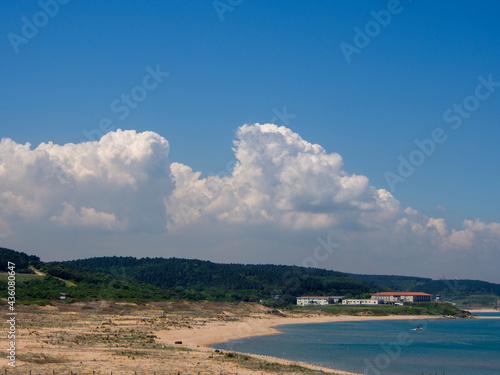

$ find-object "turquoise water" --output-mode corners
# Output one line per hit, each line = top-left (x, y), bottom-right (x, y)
(212, 318), (500, 374)
(473, 312), (500, 317)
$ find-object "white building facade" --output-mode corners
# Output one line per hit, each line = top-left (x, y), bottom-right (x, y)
(342, 299), (381, 305)
(371, 292), (432, 303)
(296, 296), (344, 306)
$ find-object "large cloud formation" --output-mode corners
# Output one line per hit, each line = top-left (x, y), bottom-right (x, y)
(167, 124), (402, 230)
(0, 130), (172, 236)
(1, 125), (499, 281)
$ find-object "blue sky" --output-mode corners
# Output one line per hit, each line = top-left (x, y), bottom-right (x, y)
(1, 1), (500, 282)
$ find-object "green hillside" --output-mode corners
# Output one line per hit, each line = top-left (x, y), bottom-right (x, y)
(65, 256), (383, 304)
(0, 247), (40, 273)
(0, 248), (176, 303)
(413, 279), (500, 296)
(2, 247), (499, 308)
(1, 248), (381, 304)
(349, 273), (433, 291)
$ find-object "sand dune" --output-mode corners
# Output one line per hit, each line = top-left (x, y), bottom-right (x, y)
(0, 301), (442, 375)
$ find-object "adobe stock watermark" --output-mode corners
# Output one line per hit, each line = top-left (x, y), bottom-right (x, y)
(340, 0), (411, 64)
(226, 233), (339, 352)
(7, 0), (71, 54)
(301, 234), (339, 269)
(366, 300), (455, 375)
(270, 106), (296, 126)
(364, 278), (468, 375)
(82, 64), (169, 142)
(363, 331), (413, 375)
(438, 278), (465, 303)
(274, 234), (340, 303)
(213, 0), (243, 22)
(51, 65), (168, 183)
(0, 233), (8, 244)
(385, 74), (499, 192)
(364, 291), (460, 375)
(178, 106), (296, 224)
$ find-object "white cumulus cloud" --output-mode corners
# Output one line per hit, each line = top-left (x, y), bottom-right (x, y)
(1, 124), (499, 281)
(0, 129), (172, 235)
(167, 123), (403, 231)
(49, 202), (123, 230)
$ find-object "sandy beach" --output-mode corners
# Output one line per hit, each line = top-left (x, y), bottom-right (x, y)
(0, 301), (450, 375)
(466, 308), (499, 312)
(156, 313), (438, 346)
(156, 313), (442, 375)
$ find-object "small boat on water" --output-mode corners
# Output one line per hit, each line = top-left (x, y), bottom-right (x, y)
(411, 325), (423, 331)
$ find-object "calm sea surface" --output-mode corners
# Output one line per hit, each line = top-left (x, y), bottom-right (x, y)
(212, 314), (500, 375)
(473, 311), (500, 317)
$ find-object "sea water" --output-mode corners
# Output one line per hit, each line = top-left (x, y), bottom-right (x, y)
(212, 316), (500, 375)
(474, 311), (500, 317)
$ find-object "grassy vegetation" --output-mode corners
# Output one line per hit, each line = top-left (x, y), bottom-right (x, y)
(0, 271), (43, 282)
(293, 302), (469, 316)
(0, 268), (75, 287)
(1, 247), (381, 305)
(0, 247), (40, 273)
(114, 350), (150, 358)
(65, 256), (382, 303)
(15, 353), (65, 364)
(452, 294), (500, 309)
(0, 268), (175, 304)
(2, 247), (498, 310)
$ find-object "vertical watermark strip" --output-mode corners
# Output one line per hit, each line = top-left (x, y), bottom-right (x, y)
(6, 261), (17, 367)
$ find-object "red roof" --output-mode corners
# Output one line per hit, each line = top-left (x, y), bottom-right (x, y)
(372, 292), (432, 296)
(297, 296), (331, 299)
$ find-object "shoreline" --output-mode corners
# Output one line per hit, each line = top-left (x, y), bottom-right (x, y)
(2, 302), (487, 374)
(466, 308), (499, 312)
(467, 309), (500, 319)
(155, 314), (441, 375)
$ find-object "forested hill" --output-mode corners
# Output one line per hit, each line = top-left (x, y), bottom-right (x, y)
(0, 247), (40, 273)
(0, 248), (173, 303)
(413, 279), (500, 296)
(3, 246), (499, 306)
(64, 256), (382, 302)
(349, 274), (433, 291)
(349, 273), (500, 296)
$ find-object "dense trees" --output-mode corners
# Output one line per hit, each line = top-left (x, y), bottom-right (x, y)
(349, 274), (433, 291)
(66, 256), (379, 303)
(0, 247), (40, 273)
(2, 248), (499, 306)
(413, 279), (500, 296)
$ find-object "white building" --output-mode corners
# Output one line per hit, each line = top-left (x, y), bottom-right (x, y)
(342, 299), (381, 305)
(371, 292), (432, 303)
(296, 296), (344, 306)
